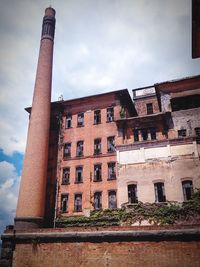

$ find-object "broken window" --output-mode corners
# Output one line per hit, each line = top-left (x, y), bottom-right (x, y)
(108, 191), (117, 209)
(171, 95), (200, 111)
(107, 136), (115, 152)
(154, 182), (166, 202)
(150, 128), (156, 140)
(195, 127), (200, 144)
(61, 194), (68, 212)
(94, 110), (101, 124)
(77, 112), (84, 127)
(76, 141), (84, 157)
(94, 192), (102, 210)
(133, 129), (139, 142)
(141, 129), (148, 141)
(74, 194), (82, 212)
(63, 143), (71, 158)
(108, 162), (116, 180)
(66, 113), (72, 128)
(146, 103), (153, 115)
(182, 180), (193, 201)
(94, 138), (101, 155)
(128, 184), (138, 203)
(94, 164), (102, 182)
(62, 167), (70, 184)
(178, 129), (186, 138)
(107, 107), (114, 122)
(75, 166), (83, 183)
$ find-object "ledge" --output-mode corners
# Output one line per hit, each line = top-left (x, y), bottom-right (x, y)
(2, 229), (200, 243)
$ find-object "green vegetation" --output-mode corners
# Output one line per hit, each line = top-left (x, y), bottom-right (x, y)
(56, 190), (200, 227)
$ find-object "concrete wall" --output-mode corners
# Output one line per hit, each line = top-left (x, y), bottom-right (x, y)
(117, 142), (200, 206)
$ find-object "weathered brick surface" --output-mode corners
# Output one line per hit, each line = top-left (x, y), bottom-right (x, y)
(12, 241), (200, 267)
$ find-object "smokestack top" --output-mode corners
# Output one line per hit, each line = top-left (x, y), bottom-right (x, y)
(45, 6), (56, 17)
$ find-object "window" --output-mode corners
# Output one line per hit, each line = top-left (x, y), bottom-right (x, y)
(107, 107), (114, 122)
(76, 141), (84, 157)
(94, 164), (102, 182)
(94, 192), (102, 210)
(74, 194), (82, 212)
(63, 143), (71, 158)
(178, 129), (186, 138)
(77, 112), (84, 127)
(182, 180), (193, 201)
(195, 127), (200, 144)
(75, 166), (83, 183)
(150, 128), (156, 140)
(128, 184), (138, 203)
(62, 167), (70, 184)
(154, 182), (166, 202)
(108, 191), (117, 209)
(108, 162), (116, 180)
(107, 136), (115, 153)
(133, 129), (139, 142)
(66, 113), (72, 128)
(146, 103), (153, 115)
(94, 110), (101, 124)
(94, 139), (101, 155)
(141, 129), (148, 141)
(61, 194), (68, 212)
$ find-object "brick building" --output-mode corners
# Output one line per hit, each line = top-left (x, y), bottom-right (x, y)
(116, 75), (200, 207)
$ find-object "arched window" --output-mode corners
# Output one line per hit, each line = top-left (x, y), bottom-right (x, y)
(128, 184), (138, 203)
(154, 182), (166, 202)
(182, 180), (193, 201)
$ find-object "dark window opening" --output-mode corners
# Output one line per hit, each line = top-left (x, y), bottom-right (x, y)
(108, 162), (116, 180)
(94, 110), (101, 124)
(75, 166), (83, 183)
(171, 95), (200, 111)
(61, 194), (68, 212)
(108, 191), (117, 209)
(94, 164), (102, 182)
(195, 127), (200, 144)
(178, 129), (186, 138)
(150, 128), (156, 140)
(133, 129), (139, 142)
(94, 192), (102, 210)
(107, 107), (114, 122)
(76, 141), (84, 157)
(63, 143), (71, 158)
(107, 136), (115, 152)
(154, 182), (166, 202)
(62, 168), (70, 184)
(74, 194), (82, 212)
(128, 184), (138, 203)
(94, 139), (101, 155)
(66, 113), (72, 128)
(141, 129), (148, 141)
(146, 103), (153, 115)
(77, 112), (84, 127)
(182, 180), (193, 201)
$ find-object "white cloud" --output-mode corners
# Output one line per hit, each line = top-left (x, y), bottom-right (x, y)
(0, 161), (20, 234)
(0, 0), (200, 157)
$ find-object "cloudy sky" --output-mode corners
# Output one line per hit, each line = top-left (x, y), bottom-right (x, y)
(0, 0), (199, 235)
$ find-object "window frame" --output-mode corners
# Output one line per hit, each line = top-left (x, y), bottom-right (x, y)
(77, 112), (84, 127)
(94, 164), (102, 182)
(128, 184), (138, 203)
(76, 140), (84, 157)
(65, 113), (72, 129)
(94, 138), (101, 155)
(74, 193), (82, 212)
(107, 107), (114, 122)
(146, 103), (153, 115)
(75, 166), (83, 183)
(182, 180), (193, 201)
(108, 190), (117, 209)
(154, 182), (166, 203)
(61, 193), (69, 213)
(107, 136), (115, 153)
(94, 110), (101, 125)
(63, 143), (71, 158)
(108, 162), (116, 180)
(62, 167), (70, 185)
(94, 191), (102, 210)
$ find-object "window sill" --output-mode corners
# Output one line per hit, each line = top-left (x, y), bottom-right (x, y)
(63, 157), (71, 160)
(107, 178), (116, 181)
(74, 210), (82, 212)
(77, 125), (84, 128)
(74, 181), (83, 184)
(93, 122), (101, 125)
(93, 179), (102, 182)
(61, 182), (70, 185)
(65, 127), (72, 129)
(106, 120), (115, 123)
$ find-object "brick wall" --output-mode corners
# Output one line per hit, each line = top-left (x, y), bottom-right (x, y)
(12, 240), (200, 267)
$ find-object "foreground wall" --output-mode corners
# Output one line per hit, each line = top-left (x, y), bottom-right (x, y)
(13, 240), (200, 267)
(1, 228), (200, 267)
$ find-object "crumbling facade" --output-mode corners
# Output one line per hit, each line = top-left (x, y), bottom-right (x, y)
(116, 76), (200, 207)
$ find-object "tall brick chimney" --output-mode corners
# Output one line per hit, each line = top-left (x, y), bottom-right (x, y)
(15, 7), (56, 229)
